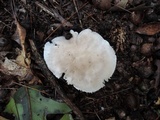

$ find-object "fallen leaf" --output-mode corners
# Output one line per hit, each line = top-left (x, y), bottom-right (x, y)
(16, 50), (30, 68)
(14, 20), (30, 68)
(15, 21), (26, 49)
(12, 31), (20, 45)
(12, 20), (30, 67)
(4, 86), (73, 120)
(155, 97), (160, 105)
(0, 20), (33, 81)
(0, 57), (33, 80)
(136, 22), (160, 35)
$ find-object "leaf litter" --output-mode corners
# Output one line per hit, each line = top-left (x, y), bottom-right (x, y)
(0, 20), (33, 81)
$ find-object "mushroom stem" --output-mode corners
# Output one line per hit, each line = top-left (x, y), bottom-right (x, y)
(29, 39), (85, 120)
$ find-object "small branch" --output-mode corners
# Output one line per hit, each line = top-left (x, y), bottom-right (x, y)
(29, 39), (85, 120)
(72, 0), (83, 28)
(43, 1), (88, 42)
(35, 1), (72, 27)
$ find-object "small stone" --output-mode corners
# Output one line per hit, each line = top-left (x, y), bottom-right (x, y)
(138, 65), (154, 78)
(115, 109), (126, 119)
(130, 45), (137, 52)
(141, 43), (153, 56)
(148, 37), (155, 43)
(126, 94), (139, 110)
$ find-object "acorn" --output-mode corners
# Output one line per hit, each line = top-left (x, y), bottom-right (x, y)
(92, 0), (111, 10)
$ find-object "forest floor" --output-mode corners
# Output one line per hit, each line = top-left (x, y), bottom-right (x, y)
(0, 0), (160, 120)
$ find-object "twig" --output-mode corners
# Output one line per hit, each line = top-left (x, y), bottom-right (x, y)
(29, 39), (85, 120)
(109, 3), (131, 13)
(84, 12), (99, 23)
(94, 110), (101, 120)
(128, 3), (152, 11)
(12, 81), (50, 96)
(72, 0), (83, 28)
(35, 1), (72, 27)
(25, 87), (33, 120)
(44, 1), (88, 42)
(0, 20), (11, 28)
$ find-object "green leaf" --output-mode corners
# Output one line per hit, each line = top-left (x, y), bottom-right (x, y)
(60, 114), (74, 120)
(4, 98), (24, 120)
(4, 86), (72, 120)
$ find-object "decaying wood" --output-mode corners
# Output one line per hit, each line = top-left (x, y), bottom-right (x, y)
(29, 39), (85, 120)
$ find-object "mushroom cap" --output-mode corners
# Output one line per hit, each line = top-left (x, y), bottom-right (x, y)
(44, 29), (116, 93)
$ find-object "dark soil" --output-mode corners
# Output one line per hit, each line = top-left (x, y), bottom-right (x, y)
(0, 0), (160, 120)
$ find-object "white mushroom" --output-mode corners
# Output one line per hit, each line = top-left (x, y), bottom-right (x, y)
(44, 29), (116, 93)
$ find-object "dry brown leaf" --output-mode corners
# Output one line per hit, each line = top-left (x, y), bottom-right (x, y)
(0, 57), (33, 80)
(13, 20), (31, 68)
(28, 76), (42, 84)
(136, 22), (160, 35)
(16, 50), (30, 68)
(16, 21), (26, 56)
(155, 97), (160, 105)
(14, 21), (32, 80)
(12, 30), (21, 45)
(0, 20), (33, 81)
